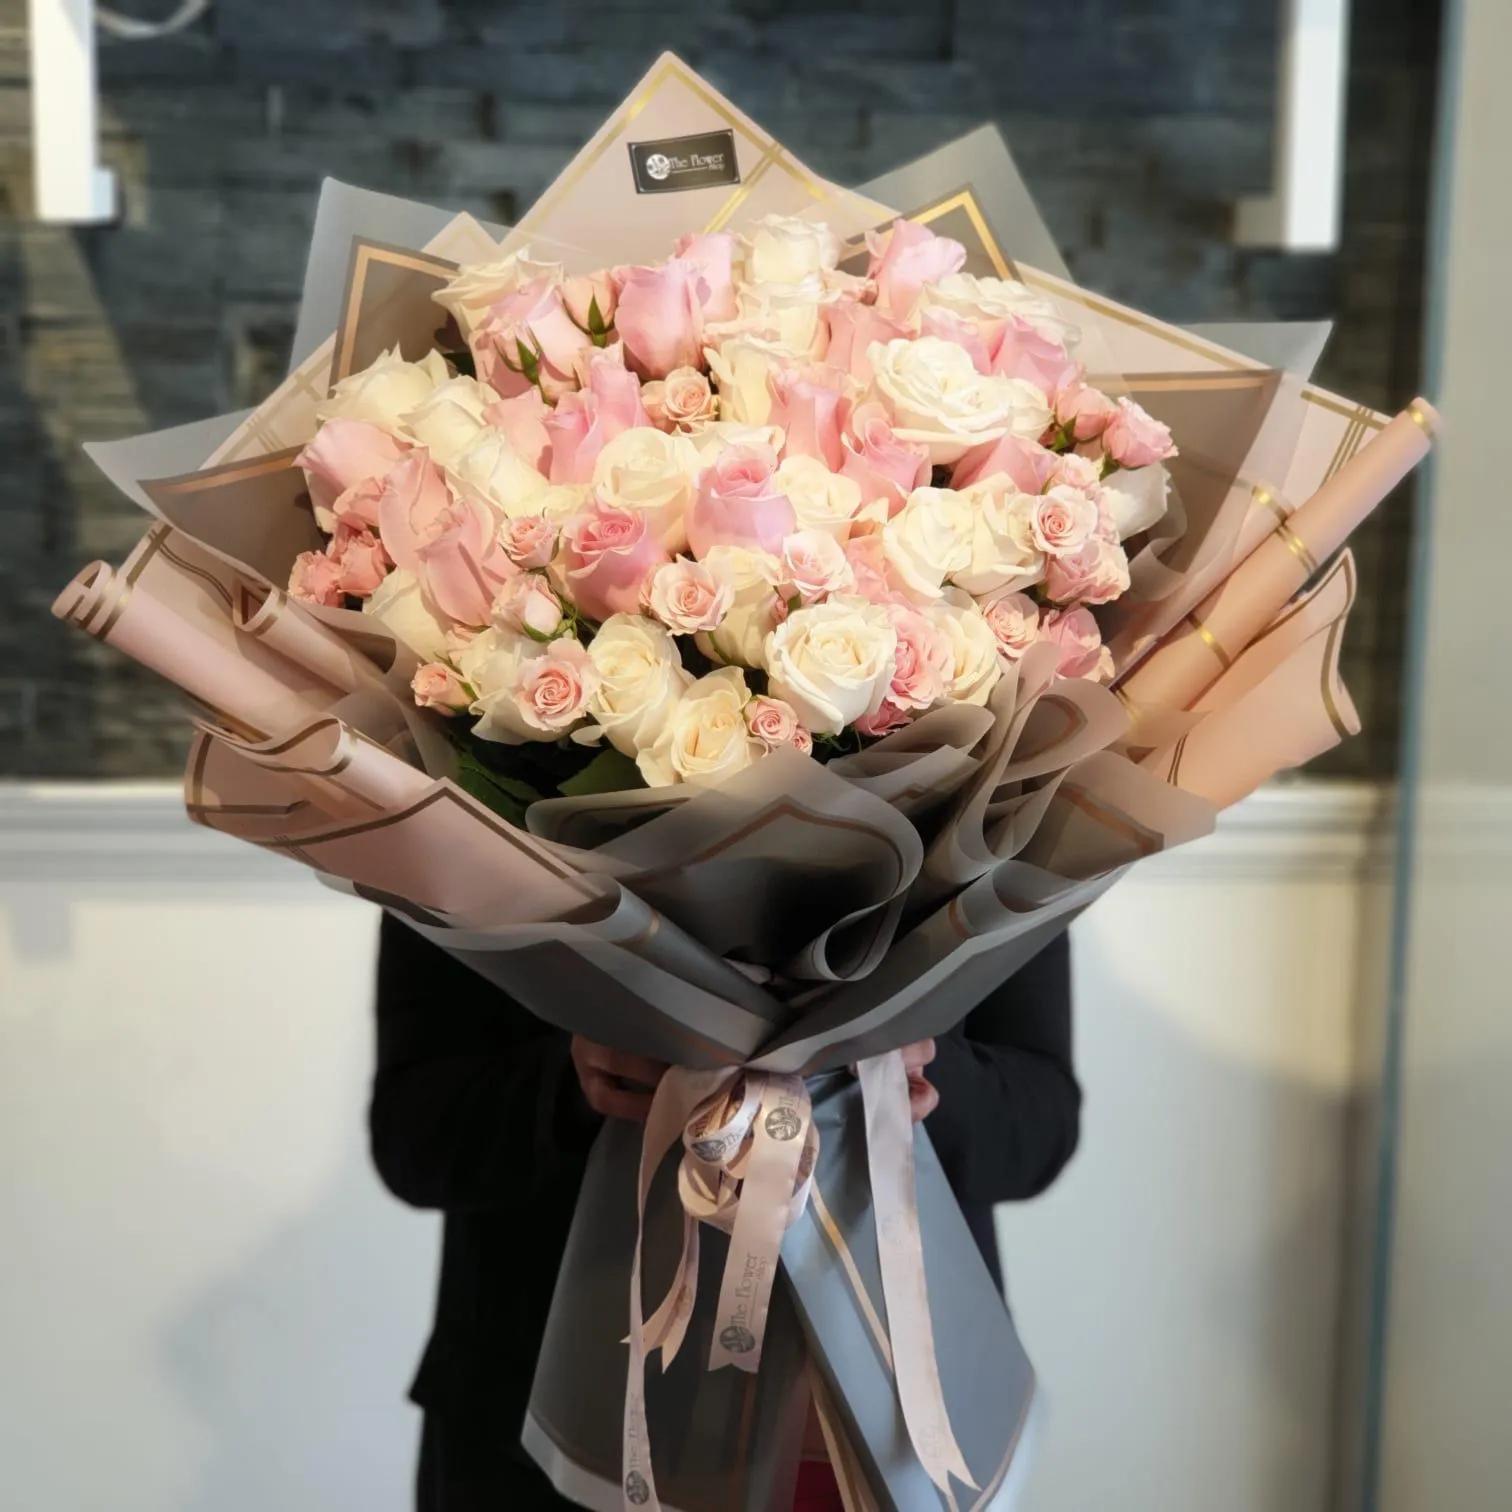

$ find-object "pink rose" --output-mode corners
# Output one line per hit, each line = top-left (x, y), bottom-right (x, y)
(920, 307), (995, 374)
(560, 499), (670, 622)
(501, 514), (558, 569)
(515, 638), (600, 734)
(767, 372), (850, 471)
(866, 219), (967, 323)
(642, 366), (717, 431)
(561, 270), (617, 334)
(645, 557), (733, 633)
(297, 418), (410, 524)
(982, 591), (1040, 662)
(842, 532), (907, 605)
(673, 231), (739, 323)
(839, 402), (930, 514)
(1043, 537), (1131, 607)
(491, 573), (565, 638)
(1055, 379), (1117, 442)
(482, 388), (552, 474)
(1048, 451), (1102, 492)
(687, 444), (797, 559)
(543, 353), (651, 484)
(745, 695), (813, 755)
(1102, 398), (1177, 468)
(854, 700), (913, 738)
(952, 432), (1058, 492)
(885, 603), (952, 711)
(471, 277), (592, 401)
(780, 529), (855, 603)
(823, 301), (911, 383)
(1038, 606), (1113, 681)
(326, 522), (391, 598)
(988, 315), (1079, 397)
(1028, 485), (1100, 557)
(613, 258), (706, 379)
(288, 548), (344, 607)
(411, 661), (471, 713)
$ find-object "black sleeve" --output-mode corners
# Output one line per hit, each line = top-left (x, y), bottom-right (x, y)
(368, 912), (602, 1213)
(920, 933), (1081, 1206)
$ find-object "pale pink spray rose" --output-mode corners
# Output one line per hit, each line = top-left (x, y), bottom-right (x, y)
(326, 522), (391, 598)
(780, 529), (855, 603)
(745, 695), (813, 756)
(491, 573), (565, 638)
(866, 219), (967, 323)
(766, 372), (850, 471)
(613, 257), (706, 379)
(297, 418), (410, 524)
(645, 557), (733, 633)
(839, 402), (930, 514)
(920, 306), (995, 374)
(687, 444), (797, 559)
(642, 367), (717, 431)
(885, 603), (953, 711)
(823, 300), (911, 383)
(982, 591), (1040, 662)
(288, 548), (345, 607)
(515, 638), (601, 734)
(411, 661), (471, 713)
(673, 231), (739, 323)
(842, 531), (909, 606)
(471, 277), (593, 401)
(1028, 484), (1100, 557)
(854, 700), (913, 738)
(1054, 378), (1118, 442)
(542, 352), (651, 484)
(559, 499), (670, 622)
(1048, 450), (1103, 492)
(481, 388), (553, 474)
(501, 514), (558, 569)
(951, 432), (1058, 492)
(1102, 397), (1178, 468)
(988, 315), (1079, 397)
(1038, 605), (1113, 681)
(1043, 536), (1131, 606)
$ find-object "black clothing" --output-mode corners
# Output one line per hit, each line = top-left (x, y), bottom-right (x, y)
(372, 912), (1078, 1510)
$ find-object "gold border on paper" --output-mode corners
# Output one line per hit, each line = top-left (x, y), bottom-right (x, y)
(908, 188), (1018, 279)
(808, 1180), (895, 1374)
(330, 240), (461, 388)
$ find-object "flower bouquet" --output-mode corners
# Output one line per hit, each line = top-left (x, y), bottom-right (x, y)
(53, 53), (1435, 1512)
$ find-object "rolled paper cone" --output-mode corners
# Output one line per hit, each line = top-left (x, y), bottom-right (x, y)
(233, 583), (377, 696)
(52, 532), (332, 739)
(1117, 398), (1438, 714)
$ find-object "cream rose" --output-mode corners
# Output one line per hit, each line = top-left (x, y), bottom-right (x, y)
(729, 275), (830, 358)
(926, 595), (1003, 706)
(433, 249), (564, 337)
(686, 420), (788, 461)
(590, 426), (700, 551)
(742, 215), (842, 285)
(454, 624), (542, 702)
(951, 478), (1046, 597)
(916, 272), (1079, 348)
(697, 544), (786, 668)
(775, 454), (864, 542)
(584, 613), (691, 759)
(882, 485), (974, 602)
(764, 596), (898, 735)
(362, 567), (451, 662)
(448, 430), (551, 516)
(869, 336), (1051, 464)
(401, 375), (495, 467)
(318, 346), (450, 436)
(636, 666), (762, 788)
(705, 334), (796, 425)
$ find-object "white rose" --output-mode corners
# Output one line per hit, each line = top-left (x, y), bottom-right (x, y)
(401, 375), (495, 467)
(363, 567), (451, 662)
(454, 625), (541, 701)
(916, 272), (1079, 349)
(448, 430), (554, 517)
(869, 336), (1051, 464)
(765, 597), (898, 735)
(742, 215), (842, 285)
(926, 595), (1003, 706)
(705, 334), (796, 425)
(696, 545), (786, 669)
(318, 346), (451, 436)
(433, 248), (564, 337)
(775, 454), (864, 542)
(1097, 462), (1170, 541)
(637, 666), (762, 789)
(591, 426), (700, 550)
(729, 274), (829, 357)
(585, 614), (691, 759)
(882, 485), (974, 601)
(950, 477), (1046, 597)
(686, 419), (788, 461)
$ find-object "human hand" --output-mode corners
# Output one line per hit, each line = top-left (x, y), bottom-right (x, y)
(901, 1038), (939, 1123)
(570, 1035), (668, 1122)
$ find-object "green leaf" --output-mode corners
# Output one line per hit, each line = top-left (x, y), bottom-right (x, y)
(452, 745), (546, 827)
(556, 746), (645, 799)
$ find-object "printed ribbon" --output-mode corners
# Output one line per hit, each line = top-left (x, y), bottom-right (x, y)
(621, 1052), (977, 1511)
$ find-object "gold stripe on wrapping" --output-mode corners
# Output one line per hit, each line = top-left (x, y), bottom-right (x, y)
(1185, 612), (1233, 672)
(946, 896), (973, 941)
(909, 188), (1016, 279)
(1408, 402), (1437, 437)
(702, 142), (782, 233)
(1302, 389), (1388, 431)
(89, 525), (171, 642)
(1320, 612), (1353, 741)
(619, 909), (662, 951)
(158, 538), (236, 612)
(1272, 519), (1320, 577)
(809, 1180), (894, 1374)
(1167, 733), (1190, 790)
(1252, 483), (1288, 524)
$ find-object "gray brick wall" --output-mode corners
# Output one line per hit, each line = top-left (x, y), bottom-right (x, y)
(0, 0), (1441, 778)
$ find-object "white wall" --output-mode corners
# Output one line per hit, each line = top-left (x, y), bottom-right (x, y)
(0, 782), (1388, 1512)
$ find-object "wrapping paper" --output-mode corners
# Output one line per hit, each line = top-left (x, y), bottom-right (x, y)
(50, 52), (1437, 1512)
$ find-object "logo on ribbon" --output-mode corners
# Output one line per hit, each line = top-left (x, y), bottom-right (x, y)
(764, 1106), (802, 1142)
(718, 1323), (757, 1355)
(624, 1470), (650, 1505)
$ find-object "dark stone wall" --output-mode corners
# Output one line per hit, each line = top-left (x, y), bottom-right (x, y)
(0, 0), (1441, 778)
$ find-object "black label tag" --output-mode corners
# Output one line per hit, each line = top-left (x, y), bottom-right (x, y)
(627, 130), (741, 195)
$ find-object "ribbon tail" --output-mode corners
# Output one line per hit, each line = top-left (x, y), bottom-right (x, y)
(856, 1051), (979, 1497)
